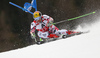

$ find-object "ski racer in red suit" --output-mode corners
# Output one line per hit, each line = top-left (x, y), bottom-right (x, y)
(30, 11), (77, 40)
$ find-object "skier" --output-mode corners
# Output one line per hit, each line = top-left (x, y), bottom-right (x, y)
(9, 1), (92, 44)
(30, 11), (76, 41)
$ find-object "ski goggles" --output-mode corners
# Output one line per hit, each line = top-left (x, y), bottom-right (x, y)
(34, 16), (41, 21)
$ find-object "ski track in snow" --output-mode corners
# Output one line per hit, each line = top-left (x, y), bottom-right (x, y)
(0, 21), (100, 58)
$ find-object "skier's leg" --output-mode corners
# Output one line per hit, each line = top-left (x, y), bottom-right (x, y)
(37, 31), (49, 39)
(66, 30), (79, 35)
(55, 29), (68, 37)
(36, 31), (49, 44)
(48, 25), (59, 38)
(55, 29), (79, 37)
(49, 25), (59, 34)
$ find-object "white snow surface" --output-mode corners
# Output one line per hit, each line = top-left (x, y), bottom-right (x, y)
(0, 21), (100, 58)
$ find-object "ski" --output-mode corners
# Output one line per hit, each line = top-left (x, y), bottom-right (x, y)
(35, 31), (89, 45)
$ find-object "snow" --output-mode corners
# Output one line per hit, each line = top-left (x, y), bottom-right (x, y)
(0, 21), (100, 58)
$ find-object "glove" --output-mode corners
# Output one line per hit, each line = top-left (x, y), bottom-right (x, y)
(30, 33), (36, 39)
(47, 18), (54, 27)
(47, 22), (53, 27)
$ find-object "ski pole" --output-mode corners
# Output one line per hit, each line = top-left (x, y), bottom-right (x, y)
(9, 2), (33, 14)
(53, 11), (96, 25)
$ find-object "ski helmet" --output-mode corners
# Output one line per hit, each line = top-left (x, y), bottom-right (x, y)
(33, 11), (42, 20)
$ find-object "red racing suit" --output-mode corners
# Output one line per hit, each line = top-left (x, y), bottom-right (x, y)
(30, 15), (59, 38)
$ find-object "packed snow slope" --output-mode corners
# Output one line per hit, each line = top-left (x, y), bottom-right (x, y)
(0, 21), (100, 58)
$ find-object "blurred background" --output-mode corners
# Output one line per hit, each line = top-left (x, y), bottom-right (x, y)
(0, 0), (100, 52)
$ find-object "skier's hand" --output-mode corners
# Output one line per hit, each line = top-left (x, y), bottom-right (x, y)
(47, 18), (54, 26)
(30, 32), (36, 39)
(31, 35), (35, 39)
(47, 22), (53, 27)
